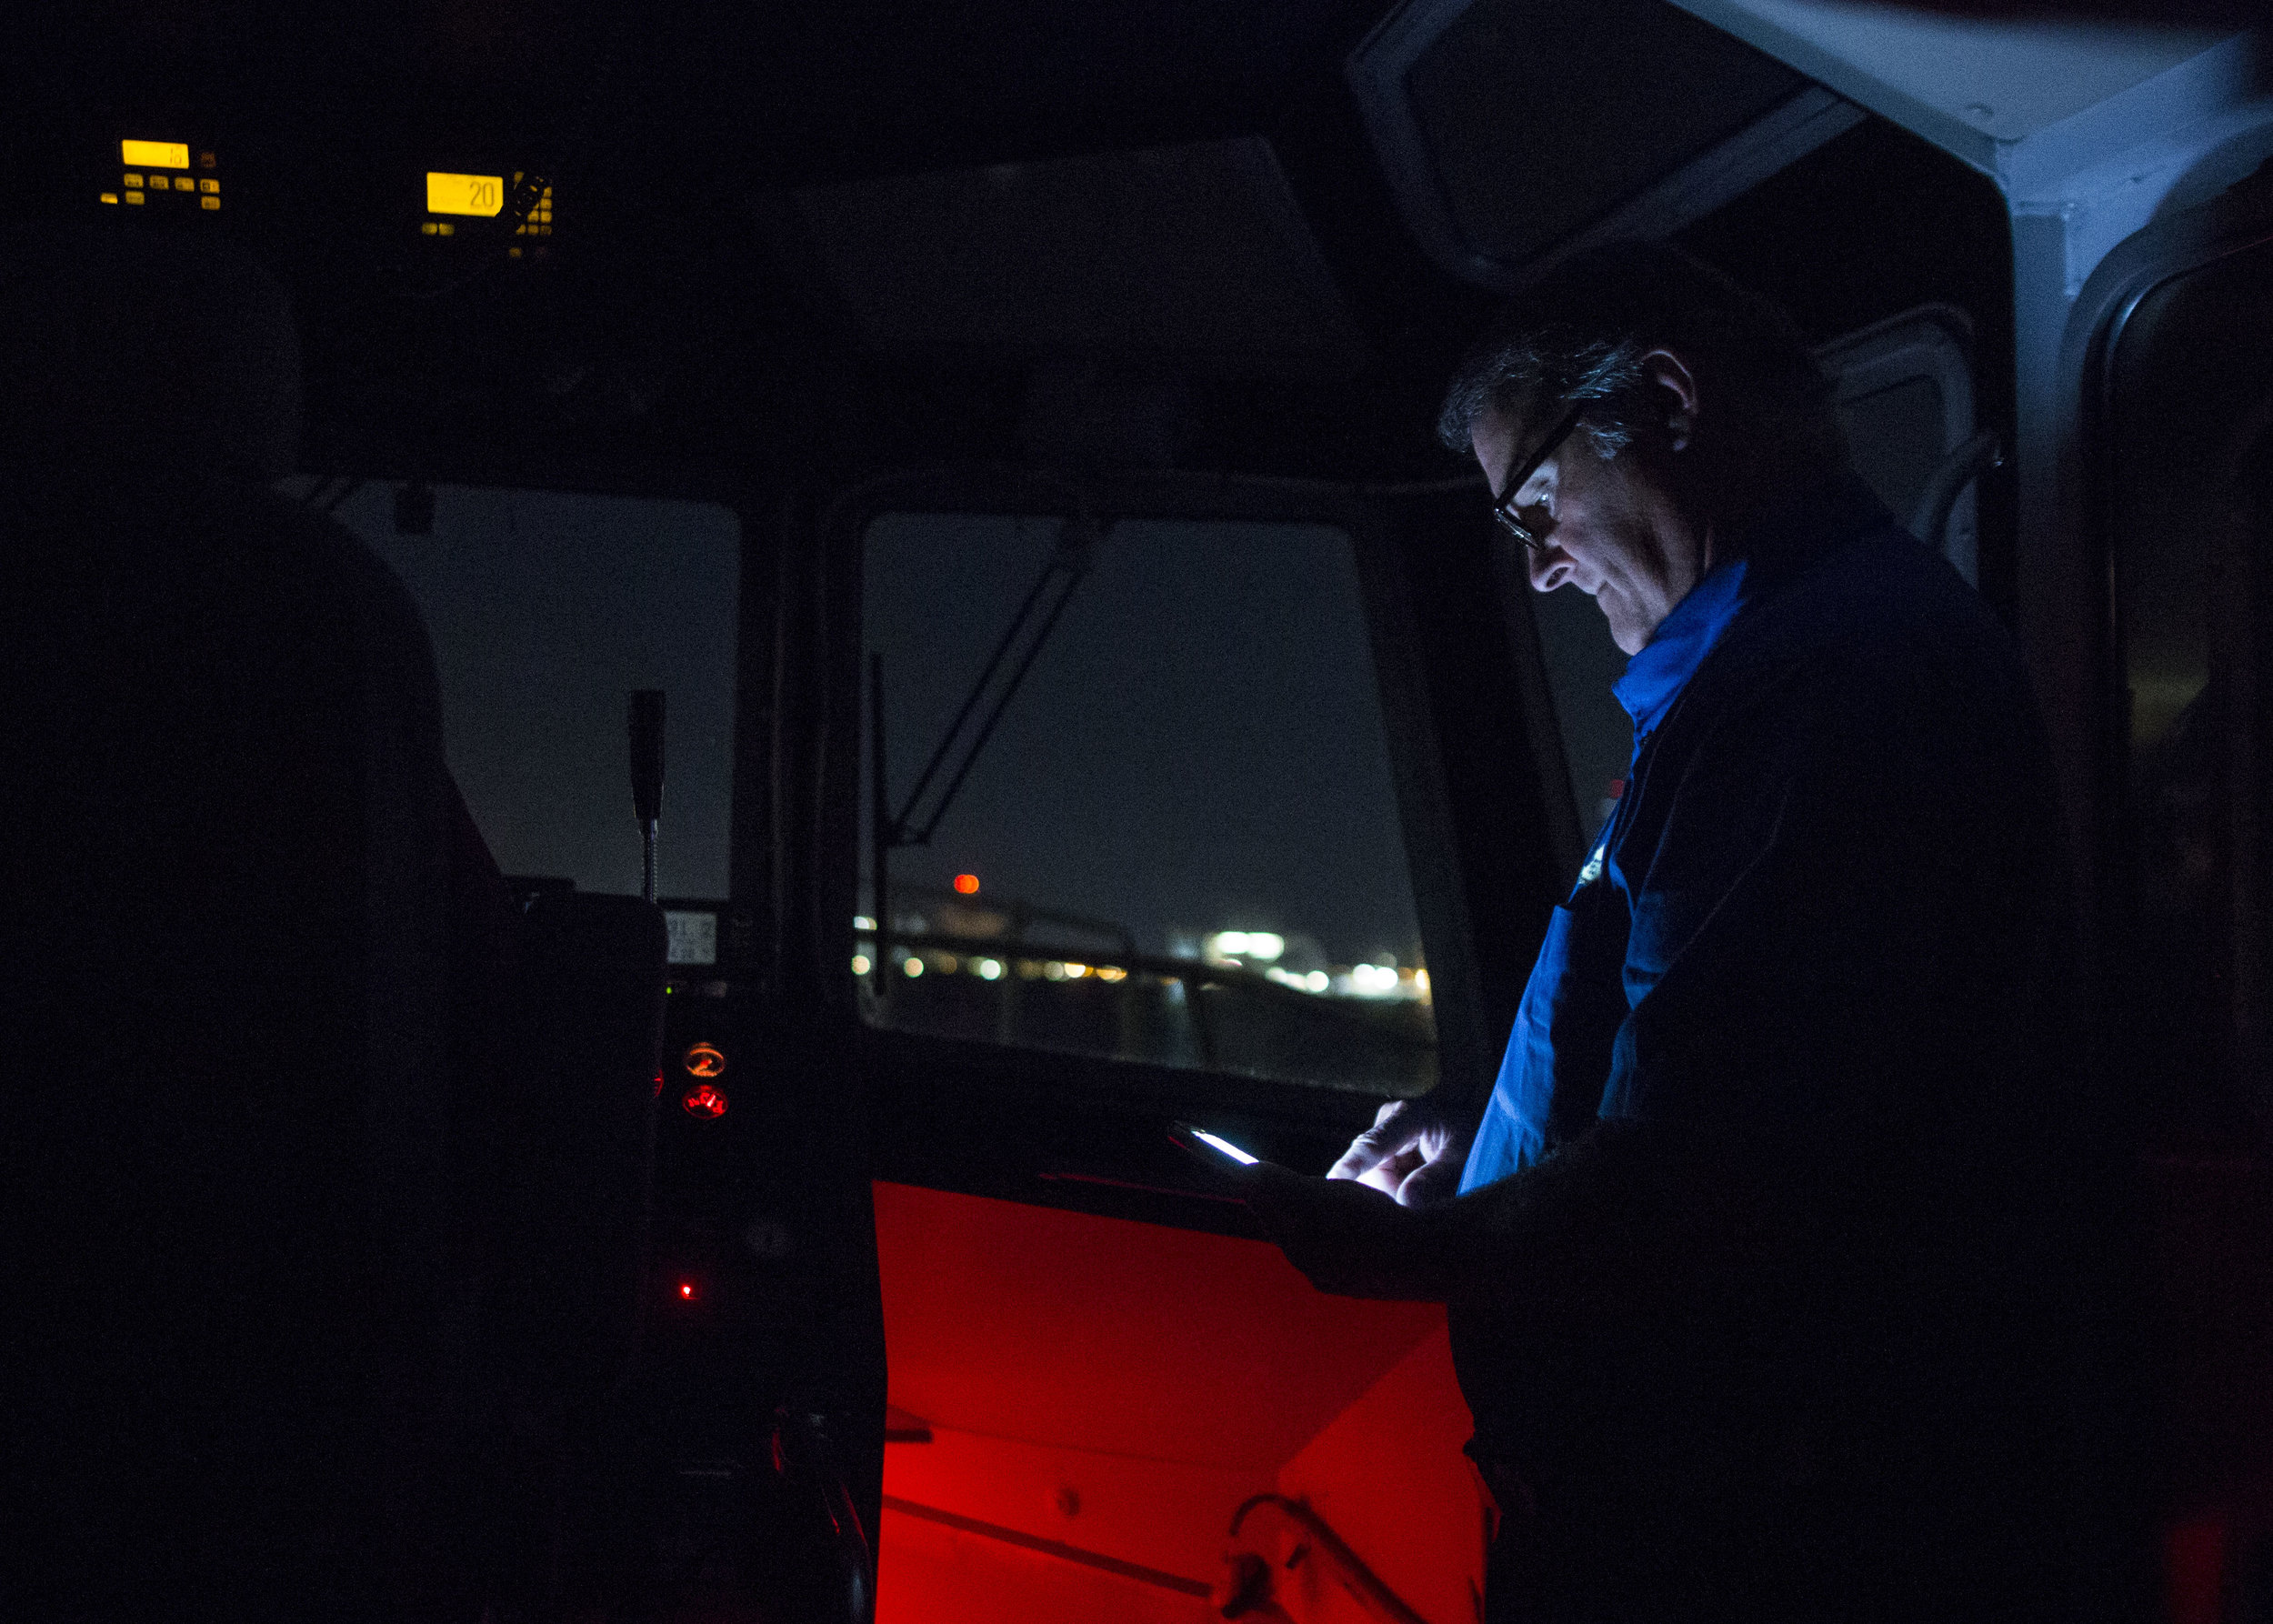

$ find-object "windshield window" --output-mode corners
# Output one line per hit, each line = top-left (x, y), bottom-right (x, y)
(301, 479), (740, 901)
(862, 511), (1434, 1095)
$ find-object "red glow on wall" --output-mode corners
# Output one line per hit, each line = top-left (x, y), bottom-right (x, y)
(871, 1180), (1480, 1624)
(682, 1081), (728, 1119)
(954, 873), (980, 895)
(2167, 1516), (2229, 1624)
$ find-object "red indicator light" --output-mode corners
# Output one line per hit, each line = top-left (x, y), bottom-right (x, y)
(683, 1082), (728, 1119)
(652, 1071), (665, 1099)
(954, 873), (980, 895)
(678, 1281), (696, 1300)
(685, 1042), (726, 1078)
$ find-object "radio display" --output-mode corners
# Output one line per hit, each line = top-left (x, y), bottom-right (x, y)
(426, 172), (506, 217)
(122, 139), (189, 169)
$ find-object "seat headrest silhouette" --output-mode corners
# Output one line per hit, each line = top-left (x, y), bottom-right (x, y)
(0, 221), (299, 478)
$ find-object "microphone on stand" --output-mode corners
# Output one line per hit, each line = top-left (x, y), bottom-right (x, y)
(629, 689), (666, 905)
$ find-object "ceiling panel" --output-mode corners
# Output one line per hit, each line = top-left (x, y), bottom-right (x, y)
(796, 137), (1366, 376)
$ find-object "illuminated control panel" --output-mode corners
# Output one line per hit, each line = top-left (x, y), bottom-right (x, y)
(101, 137), (221, 215)
(419, 168), (554, 257)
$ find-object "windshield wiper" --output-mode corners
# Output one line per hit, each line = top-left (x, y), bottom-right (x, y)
(869, 511), (1105, 978)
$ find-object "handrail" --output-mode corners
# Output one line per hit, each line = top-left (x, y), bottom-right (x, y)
(1224, 1494), (1437, 1624)
(1907, 427), (2002, 563)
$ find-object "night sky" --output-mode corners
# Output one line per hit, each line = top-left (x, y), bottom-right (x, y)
(316, 484), (1574, 970)
(865, 513), (1425, 968)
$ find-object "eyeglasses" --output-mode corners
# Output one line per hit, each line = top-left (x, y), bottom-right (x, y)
(1490, 401), (1587, 554)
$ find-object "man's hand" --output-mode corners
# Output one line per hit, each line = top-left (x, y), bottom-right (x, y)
(1236, 1161), (1455, 1301)
(1327, 1098), (1472, 1208)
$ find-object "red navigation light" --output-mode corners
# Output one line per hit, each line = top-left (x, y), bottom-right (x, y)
(683, 1081), (728, 1119)
(954, 873), (980, 895)
(685, 1042), (726, 1078)
(678, 1281), (697, 1301)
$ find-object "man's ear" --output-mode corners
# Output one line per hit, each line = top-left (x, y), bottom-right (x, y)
(1642, 348), (1701, 452)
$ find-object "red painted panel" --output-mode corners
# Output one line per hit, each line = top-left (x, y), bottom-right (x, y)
(875, 1180), (1444, 1471)
(874, 1180), (1454, 1621)
(879, 1506), (1206, 1624)
(1274, 1327), (1488, 1624)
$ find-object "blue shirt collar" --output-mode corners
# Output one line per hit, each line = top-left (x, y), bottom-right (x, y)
(1611, 556), (1747, 741)
(1608, 474), (1890, 741)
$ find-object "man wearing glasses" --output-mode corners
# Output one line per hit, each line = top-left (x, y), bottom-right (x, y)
(1238, 244), (2103, 1622)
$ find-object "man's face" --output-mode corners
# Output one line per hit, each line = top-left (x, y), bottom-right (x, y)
(1471, 402), (1699, 657)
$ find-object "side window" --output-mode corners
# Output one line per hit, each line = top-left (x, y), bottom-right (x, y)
(1815, 304), (1980, 583)
(861, 512), (1436, 1097)
(2100, 236), (2273, 1128)
(299, 481), (741, 909)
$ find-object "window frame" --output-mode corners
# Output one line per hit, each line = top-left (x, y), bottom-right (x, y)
(815, 466), (1497, 1208)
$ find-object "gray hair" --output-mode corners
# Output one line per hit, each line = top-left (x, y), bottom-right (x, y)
(1436, 242), (1842, 468)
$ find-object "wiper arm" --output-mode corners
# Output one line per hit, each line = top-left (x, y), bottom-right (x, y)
(880, 510), (1104, 851)
(869, 510), (1103, 986)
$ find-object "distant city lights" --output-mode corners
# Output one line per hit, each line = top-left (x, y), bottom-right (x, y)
(1347, 963), (1401, 997)
(1205, 930), (1285, 964)
(857, 916), (1428, 1004)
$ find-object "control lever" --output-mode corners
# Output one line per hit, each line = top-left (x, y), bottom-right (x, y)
(629, 689), (666, 904)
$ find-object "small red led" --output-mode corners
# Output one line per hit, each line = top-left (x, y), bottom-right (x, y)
(954, 873), (980, 895)
(678, 1281), (696, 1300)
(682, 1081), (728, 1119)
(652, 1071), (665, 1099)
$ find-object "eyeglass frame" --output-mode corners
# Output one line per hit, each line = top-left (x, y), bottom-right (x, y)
(1490, 400), (1588, 555)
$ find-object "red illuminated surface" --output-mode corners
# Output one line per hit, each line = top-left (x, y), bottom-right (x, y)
(684, 1042), (726, 1078)
(953, 873), (980, 895)
(2167, 1515), (2233, 1624)
(871, 1181), (1483, 1624)
(682, 1082), (727, 1119)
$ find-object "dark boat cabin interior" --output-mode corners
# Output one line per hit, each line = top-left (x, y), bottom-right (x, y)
(5, 0), (2271, 1619)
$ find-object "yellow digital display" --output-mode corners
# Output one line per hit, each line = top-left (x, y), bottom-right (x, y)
(426, 172), (506, 217)
(122, 139), (189, 169)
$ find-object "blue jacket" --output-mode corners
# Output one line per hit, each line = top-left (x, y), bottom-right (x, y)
(1444, 474), (2090, 1621)
(1460, 475), (2068, 1194)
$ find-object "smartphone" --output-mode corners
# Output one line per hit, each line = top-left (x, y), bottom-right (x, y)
(1167, 1120), (1259, 1167)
